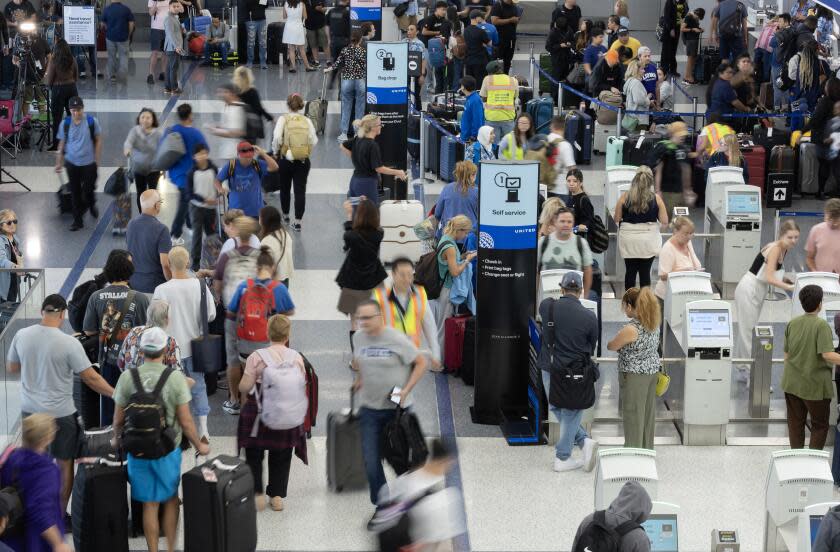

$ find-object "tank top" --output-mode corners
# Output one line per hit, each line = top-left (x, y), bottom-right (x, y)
(748, 248), (784, 282)
(621, 199), (659, 224)
(617, 319), (660, 375)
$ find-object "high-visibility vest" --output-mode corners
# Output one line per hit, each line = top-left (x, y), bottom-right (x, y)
(502, 132), (524, 160)
(372, 284), (428, 347)
(703, 123), (734, 157)
(484, 74), (516, 122)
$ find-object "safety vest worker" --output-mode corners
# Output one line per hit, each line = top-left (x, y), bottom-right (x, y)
(483, 72), (517, 123)
(700, 121), (734, 158)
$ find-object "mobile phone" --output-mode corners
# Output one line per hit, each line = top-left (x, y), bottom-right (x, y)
(389, 386), (402, 405)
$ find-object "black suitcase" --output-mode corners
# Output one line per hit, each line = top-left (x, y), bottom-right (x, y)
(78, 426), (115, 457)
(753, 125), (791, 155)
(326, 392), (367, 492)
(461, 317), (476, 386)
(73, 363), (101, 430)
(71, 454), (129, 552)
(425, 120), (440, 179)
(408, 112), (420, 160)
(622, 133), (664, 167)
(267, 22), (286, 64)
(694, 46), (720, 84)
(183, 455), (257, 552)
(57, 183), (72, 214)
(564, 110), (592, 165)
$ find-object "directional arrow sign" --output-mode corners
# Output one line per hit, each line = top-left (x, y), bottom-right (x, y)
(775, 188), (786, 200)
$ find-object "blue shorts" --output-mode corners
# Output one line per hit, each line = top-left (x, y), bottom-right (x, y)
(127, 447), (182, 503)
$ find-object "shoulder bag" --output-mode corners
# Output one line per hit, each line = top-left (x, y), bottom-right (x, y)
(190, 278), (224, 373)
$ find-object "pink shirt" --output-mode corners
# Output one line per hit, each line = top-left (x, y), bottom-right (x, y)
(806, 222), (840, 275)
(655, 239), (702, 299)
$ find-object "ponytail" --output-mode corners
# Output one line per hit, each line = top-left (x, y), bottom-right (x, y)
(622, 286), (661, 332)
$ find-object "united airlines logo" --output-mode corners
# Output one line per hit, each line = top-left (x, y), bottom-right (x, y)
(478, 231), (494, 249)
(366, 91), (378, 104)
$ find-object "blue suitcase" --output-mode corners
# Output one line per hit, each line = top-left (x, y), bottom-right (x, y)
(564, 109), (592, 165)
(526, 96), (554, 133)
(439, 134), (464, 182)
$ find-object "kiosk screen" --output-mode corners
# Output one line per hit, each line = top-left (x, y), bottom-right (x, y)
(641, 515), (678, 552)
(811, 515), (823, 550)
(688, 309), (730, 339)
(727, 191), (760, 215)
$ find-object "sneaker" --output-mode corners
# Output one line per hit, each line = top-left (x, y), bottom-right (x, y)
(270, 496), (284, 511)
(164, 88), (173, 95)
(337, 133), (348, 142)
(261, 65), (269, 70)
(553, 457), (583, 472)
(172, 88), (183, 94)
(79, 71), (87, 79)
(291, 222), (302, 232)
(582, 438), (598, 472)
(222, 400), (240, 415)
(171, 236), (185, 246)
(158, 72), (165, 81)
(146, 73), (155, 85)
(282, 214), (290, 224)
(111, 228), (126, 236)
(288, 68), (297, 73)
(305, 66), (316, 72)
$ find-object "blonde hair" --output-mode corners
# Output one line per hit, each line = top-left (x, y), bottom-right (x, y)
(0, 209), (14, 223)
(721, 133), (742, 167)
(624, 59), (643, 81)
(232, 66), (254, 93)
(671, 215), (695, 233)
(168, 246), (190, 271)
(778, 219), (800, 237)
(223, 208), (246, 225)
(234, 216), (258, 242)
(826, 198), (840, 220)
(443, 214), (472, 237)
(267, 314), (291, 343)
(22, 413), (56, 449)
(539, 197), (567, 235)
(622, 287), (661, 332)
(454, 160), (477, 195)
(355, 115), (381, 139)
(626, 166), (655, 215)
(615, 0), (629, 18)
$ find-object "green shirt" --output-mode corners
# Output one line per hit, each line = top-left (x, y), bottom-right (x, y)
(782, 314), (835, 401)
(113, 361), (192, 444)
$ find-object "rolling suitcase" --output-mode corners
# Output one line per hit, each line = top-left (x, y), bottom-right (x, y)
(305, 71), (328, 135)
(425, 119), (440, 179)
(71, 454), (129, 552)
(741, 144), (766, 192)
(798, 141), (820, 194)
(443, 314), (470, 374)
(752, 125), (790, 157)
(593, 121), (612, 154)
(694, 46), (720, 84)
(460, 316), (476, 385)
(439, 133), (464, 182)
(526, 96), (554, 133)
(408, 112), (420, 159)
(78, 426), (116, 458)
(622, 133), (663, 167)
(606, 136), (625, 167)
(326, 392), (367, 493)
(379, 200), (425, 263)
(183, 455), (257, 552)
(266, 22), (285, 64)
(564, 109), (592, 165)
(73, 364), (101, 430)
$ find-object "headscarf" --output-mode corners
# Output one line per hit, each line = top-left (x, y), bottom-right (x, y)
(476, 125), (496, 161)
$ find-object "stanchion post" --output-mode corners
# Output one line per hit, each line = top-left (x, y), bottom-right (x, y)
(529, 43), (535, 89)
(419, 114), (426, 181)
(616, 107), (622, 137)
(692, 96), (698, 133)
(558, 81), (563, 112)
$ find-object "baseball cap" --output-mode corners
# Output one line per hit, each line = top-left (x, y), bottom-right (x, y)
(68, 96), (84, 110)
(41, 294), (67, 313)
(617, 26), (629, 35)
(561, 271), (583, 291)
(486, 60), (503, 74)
(237, 141), (255, 157)
(140, 327), (169, 354)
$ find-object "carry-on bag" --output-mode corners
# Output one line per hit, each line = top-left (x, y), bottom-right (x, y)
(606, 136), (625, 168)
(305, 72), (328, 135)
(408, 112), (421, 159)
(190, 278), (223, 373)
(593, 121), (612, 154)
(798, 141), (820, 194)
(151, 129), (186, 172)
(741, 144), (767, 192)
(443, 314), (470, 374)
(526, 96), (554, 133)
(769, 144), (796, 174)
(439, 133), (464, 182)
(752, 124), (790, 154)
(71, 454), (129, 552)
(380, 200), (425, 263)
(622, 133), (663, 167)
(425, 118), (441, 179)
(564, 109), (592, 165)
(57, 172), (72, 214)
(381, 407), (429, 474)
(73, 364), (101, 430)
(182, 455), (257, 552)
(326, 391), (367, 492)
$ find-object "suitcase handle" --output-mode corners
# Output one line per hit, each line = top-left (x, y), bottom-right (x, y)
(211, 458), (243, 472)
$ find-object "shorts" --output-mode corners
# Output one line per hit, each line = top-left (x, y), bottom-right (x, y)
(306, 27), (328, 51)
(683, 38), (699, 57)
(150, 28), (165, 52)
(224, 317), (267, 365)
(22, 412), (80, 460)
(127, 447), (182, 503)
(396, 14), (417, 32)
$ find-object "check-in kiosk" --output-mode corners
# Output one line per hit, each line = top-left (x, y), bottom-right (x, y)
(791, 272), (840, 319)
(663, 271), (714, 352)
(539, 269), (584, 304)
(704, 186), (762, 298)
(764, 450), (833, 552)
(824, 301), (840, 347)
(644, 504), (681, 552)
(605, 166), (637, 285)
(798, 502), (838, 552)
(594, 448), (658, 510)
(704, 166), (745, 233)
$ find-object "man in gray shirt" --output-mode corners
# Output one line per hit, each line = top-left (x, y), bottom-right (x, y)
(352, 299), (427, 507)
(7, 294), (114, 515)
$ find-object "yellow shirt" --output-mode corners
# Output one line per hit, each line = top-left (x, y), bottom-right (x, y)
(609, 36), (641, 64)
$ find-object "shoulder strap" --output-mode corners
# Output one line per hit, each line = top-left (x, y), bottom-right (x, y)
(129, 368), (144, 394)
(198, 277), (209, 338)
(544, 297), (556, 359)
(86, 115), (95, 142)
(151, 367), (174, 399)
(538, 236), (551, 272)
(614, 519), (642, 537)
(252, 159), (262, 177)
(576, 234), (584, 260)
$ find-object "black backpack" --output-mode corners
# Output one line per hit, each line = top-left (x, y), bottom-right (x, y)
(67, 275), (105, 333)
(719, 1), (744, 39)
(414, 241), (447, 300)
(243, 103), (264, 141)
(573, 510), (641, 552)
(543, 298), (599, 410)
(121, 368), (178, 459)
(380, 407), (429, 475)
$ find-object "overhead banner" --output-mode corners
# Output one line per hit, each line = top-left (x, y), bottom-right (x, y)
(63, 5), (96, 45)
(473, 161), (540, 425)
(351, 0), (382, 40)
(366, 41), (408, 199)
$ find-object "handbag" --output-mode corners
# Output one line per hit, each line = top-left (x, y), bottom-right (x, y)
(621, 114), (639, 132)
(151, 129), (186, 172)
(566, 63), (585, 87)
(393, 1), (408, 17)
(103, 167), (128, 196)
(190, 278), (224, 373)
(656, 370), (671, 397)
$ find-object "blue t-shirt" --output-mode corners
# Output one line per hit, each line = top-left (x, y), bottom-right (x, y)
(433, 182), (478, 237)
(126, 214), (172, 293)
(57, 115), (101, 167)
(708, 79), (737, 115)
(227, 278), (295, 314)
(641, 62), (658, 96)
(217, 159), (269, 217)
(477, 22), (498, 54)
(166, 124), (208, 189)
(101, 2), (134, 42)
(583, 44), (606, 68)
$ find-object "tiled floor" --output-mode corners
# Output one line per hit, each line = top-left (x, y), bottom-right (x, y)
(1, 46), (836, 551)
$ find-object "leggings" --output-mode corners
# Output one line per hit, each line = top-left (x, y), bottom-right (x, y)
(133, 172), (160, 212)
(624, 257), (655, 290)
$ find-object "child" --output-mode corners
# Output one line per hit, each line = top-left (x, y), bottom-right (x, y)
(186, 144), (219, 272)
(163, 0), (185, 94)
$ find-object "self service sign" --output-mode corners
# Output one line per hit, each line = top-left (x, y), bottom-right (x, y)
(473, 160), (540, 424)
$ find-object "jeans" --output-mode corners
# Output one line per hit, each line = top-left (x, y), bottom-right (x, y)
(486, 120), (514, 145)
(204, 40), (230, 63)
(165, 50), (179, 91)
(183, 357), (210, 417)
(171, 185), (191, 238)
(358, 406), (398, 504)
(541, 371), (589, 461)
(189, 204), (217, 271)
(106, 39), (129, 78)
(278, 158), (311, 220)
(719, 35), (744, 63)
(245, 447), (293, 497)
(246, 19), (268, 66)
(50, 83), (78, 143)
(66, 161), (97, 226)
(340, 78), (366, 136)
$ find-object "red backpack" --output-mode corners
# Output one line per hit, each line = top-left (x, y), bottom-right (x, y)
(237, 279), (278, 342)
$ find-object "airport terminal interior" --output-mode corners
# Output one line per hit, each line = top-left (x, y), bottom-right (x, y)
(1, 1), (840, 550)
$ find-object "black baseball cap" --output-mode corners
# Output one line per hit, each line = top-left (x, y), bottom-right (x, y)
(617, 27), (629, 35)
(68, 96), (84, 110)
(41, 294), (67, 313)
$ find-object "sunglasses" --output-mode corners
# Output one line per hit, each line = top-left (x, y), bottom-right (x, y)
(2, 220), (17, 225)
(239, 148), (255, 154)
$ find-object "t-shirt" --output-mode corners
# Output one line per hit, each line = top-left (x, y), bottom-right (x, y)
(83, 284), (150, 365)
(8, 325), (92, 417)
(682, 12), (700, 41)
(152, 278), (216, 358)
(538, 234), (592, 271)
(650, 140), (689, 193)
(126, 213), (172, 293)
(583, 44), (606, 69)
(713, 0), (746, 36)
(463, 23), (489, 65)
(420, 14), (450, 46)
(148, 0), (169, 30)
(806, 222), (840, 275)
(166, 125), (208, 189)
(227, 278), (295, 318)
(352, 327), (419, 410)
(641, 62), (658, 96)
(551, 3), (581, 31)
(57, 115), (102, 167)
(344, 137), (383, 178)
(708, 79), (737, 115)
(304, 0), (325, 30)
(489, 0), (518, 40)
(219, 103), (246, 161)
(783, 314), (835, 401)
(546, 133), (576, 194)
(101, 2), (135, 42)
(608, 36), (641, 65)
(217, 159), (268, 217)
(461, 0), (491, 25)
(113, 361), (192, 444)
(4, 0), (35, 23)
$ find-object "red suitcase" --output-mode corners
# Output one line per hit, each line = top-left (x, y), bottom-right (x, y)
(741, 145), (766, 193)
(444, 315), (470, 374)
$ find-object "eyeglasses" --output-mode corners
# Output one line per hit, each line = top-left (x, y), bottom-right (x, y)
(2, 220), (17, 225)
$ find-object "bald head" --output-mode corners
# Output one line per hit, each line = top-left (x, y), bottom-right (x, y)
(140, 189), (161, 213)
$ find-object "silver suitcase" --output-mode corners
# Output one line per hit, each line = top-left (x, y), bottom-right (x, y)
(799, 142), (819, 194)
(594, 121), (612, 154)
(326, 393), (367, 493)
(379, 200), (424, 263)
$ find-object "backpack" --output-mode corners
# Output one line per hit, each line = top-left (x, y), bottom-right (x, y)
(228, 158), (263, 182)
(452, 31), (466, 60)
(121, 368), (178, 459)
(538, 234), (591, 272)
(68, 275), (104, 333)
(221, 248), (260, 305)
(413, 241), (447, 300)
(61, 115), (96, 154)
(586, 214), (609, 254)
(236, 279), (278, 342)
(281, 113), (313, 161)
(719, 1), (744, 39)
(427, 37), (447, 68)
(572, 510), (642, 552)
(250, 348), (308, 433)
(242, 103), (264, 141)
(381, 407), (429, 474)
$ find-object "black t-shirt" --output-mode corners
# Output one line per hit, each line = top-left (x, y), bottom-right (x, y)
(244, 0), (266, 21)
(463, 23), (489, 65)
(304, 0), (325, 30)
(682, 12), (700, 40)
(420, 14), (450, 46)
(551, 3), (580, 33)
(328, 4), (351, 40)
(489, 0), (518, 40)
(650, 141), (689, 193)
(345, 137), (383, 178)
(4, 0), (35, 24)
(461, 0), (491, 26)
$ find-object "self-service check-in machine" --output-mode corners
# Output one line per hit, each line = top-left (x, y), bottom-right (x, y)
(539, 269), (584, 304)
(605, 166), (637, 285)
(791, 273), (840, 319)
(663, 271), (714, 352)
(594, 448), (658, 510)
(704, 166), (745, 233)
(798, 502), (838, 552)
(824, 301), (840, 347)
(644, 503), (681, 552)
(704, 185), (762, 298)
(764, 450), (834, 552)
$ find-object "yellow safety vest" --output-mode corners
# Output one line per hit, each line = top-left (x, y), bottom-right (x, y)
(372, 284), (428, 347)
(703, 123), (734, 157)
(484, 74), (516, 122)
(502, 132), (524, 160)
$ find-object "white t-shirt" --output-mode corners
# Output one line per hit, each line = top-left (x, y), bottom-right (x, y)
(152, 277), (217, 358)
(219, 103), (245, 161)
(221, 234), (261, 256)
(149, 0), (170, 30)
(380, 470), (466, 545)
(547, 132), (577, 194)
